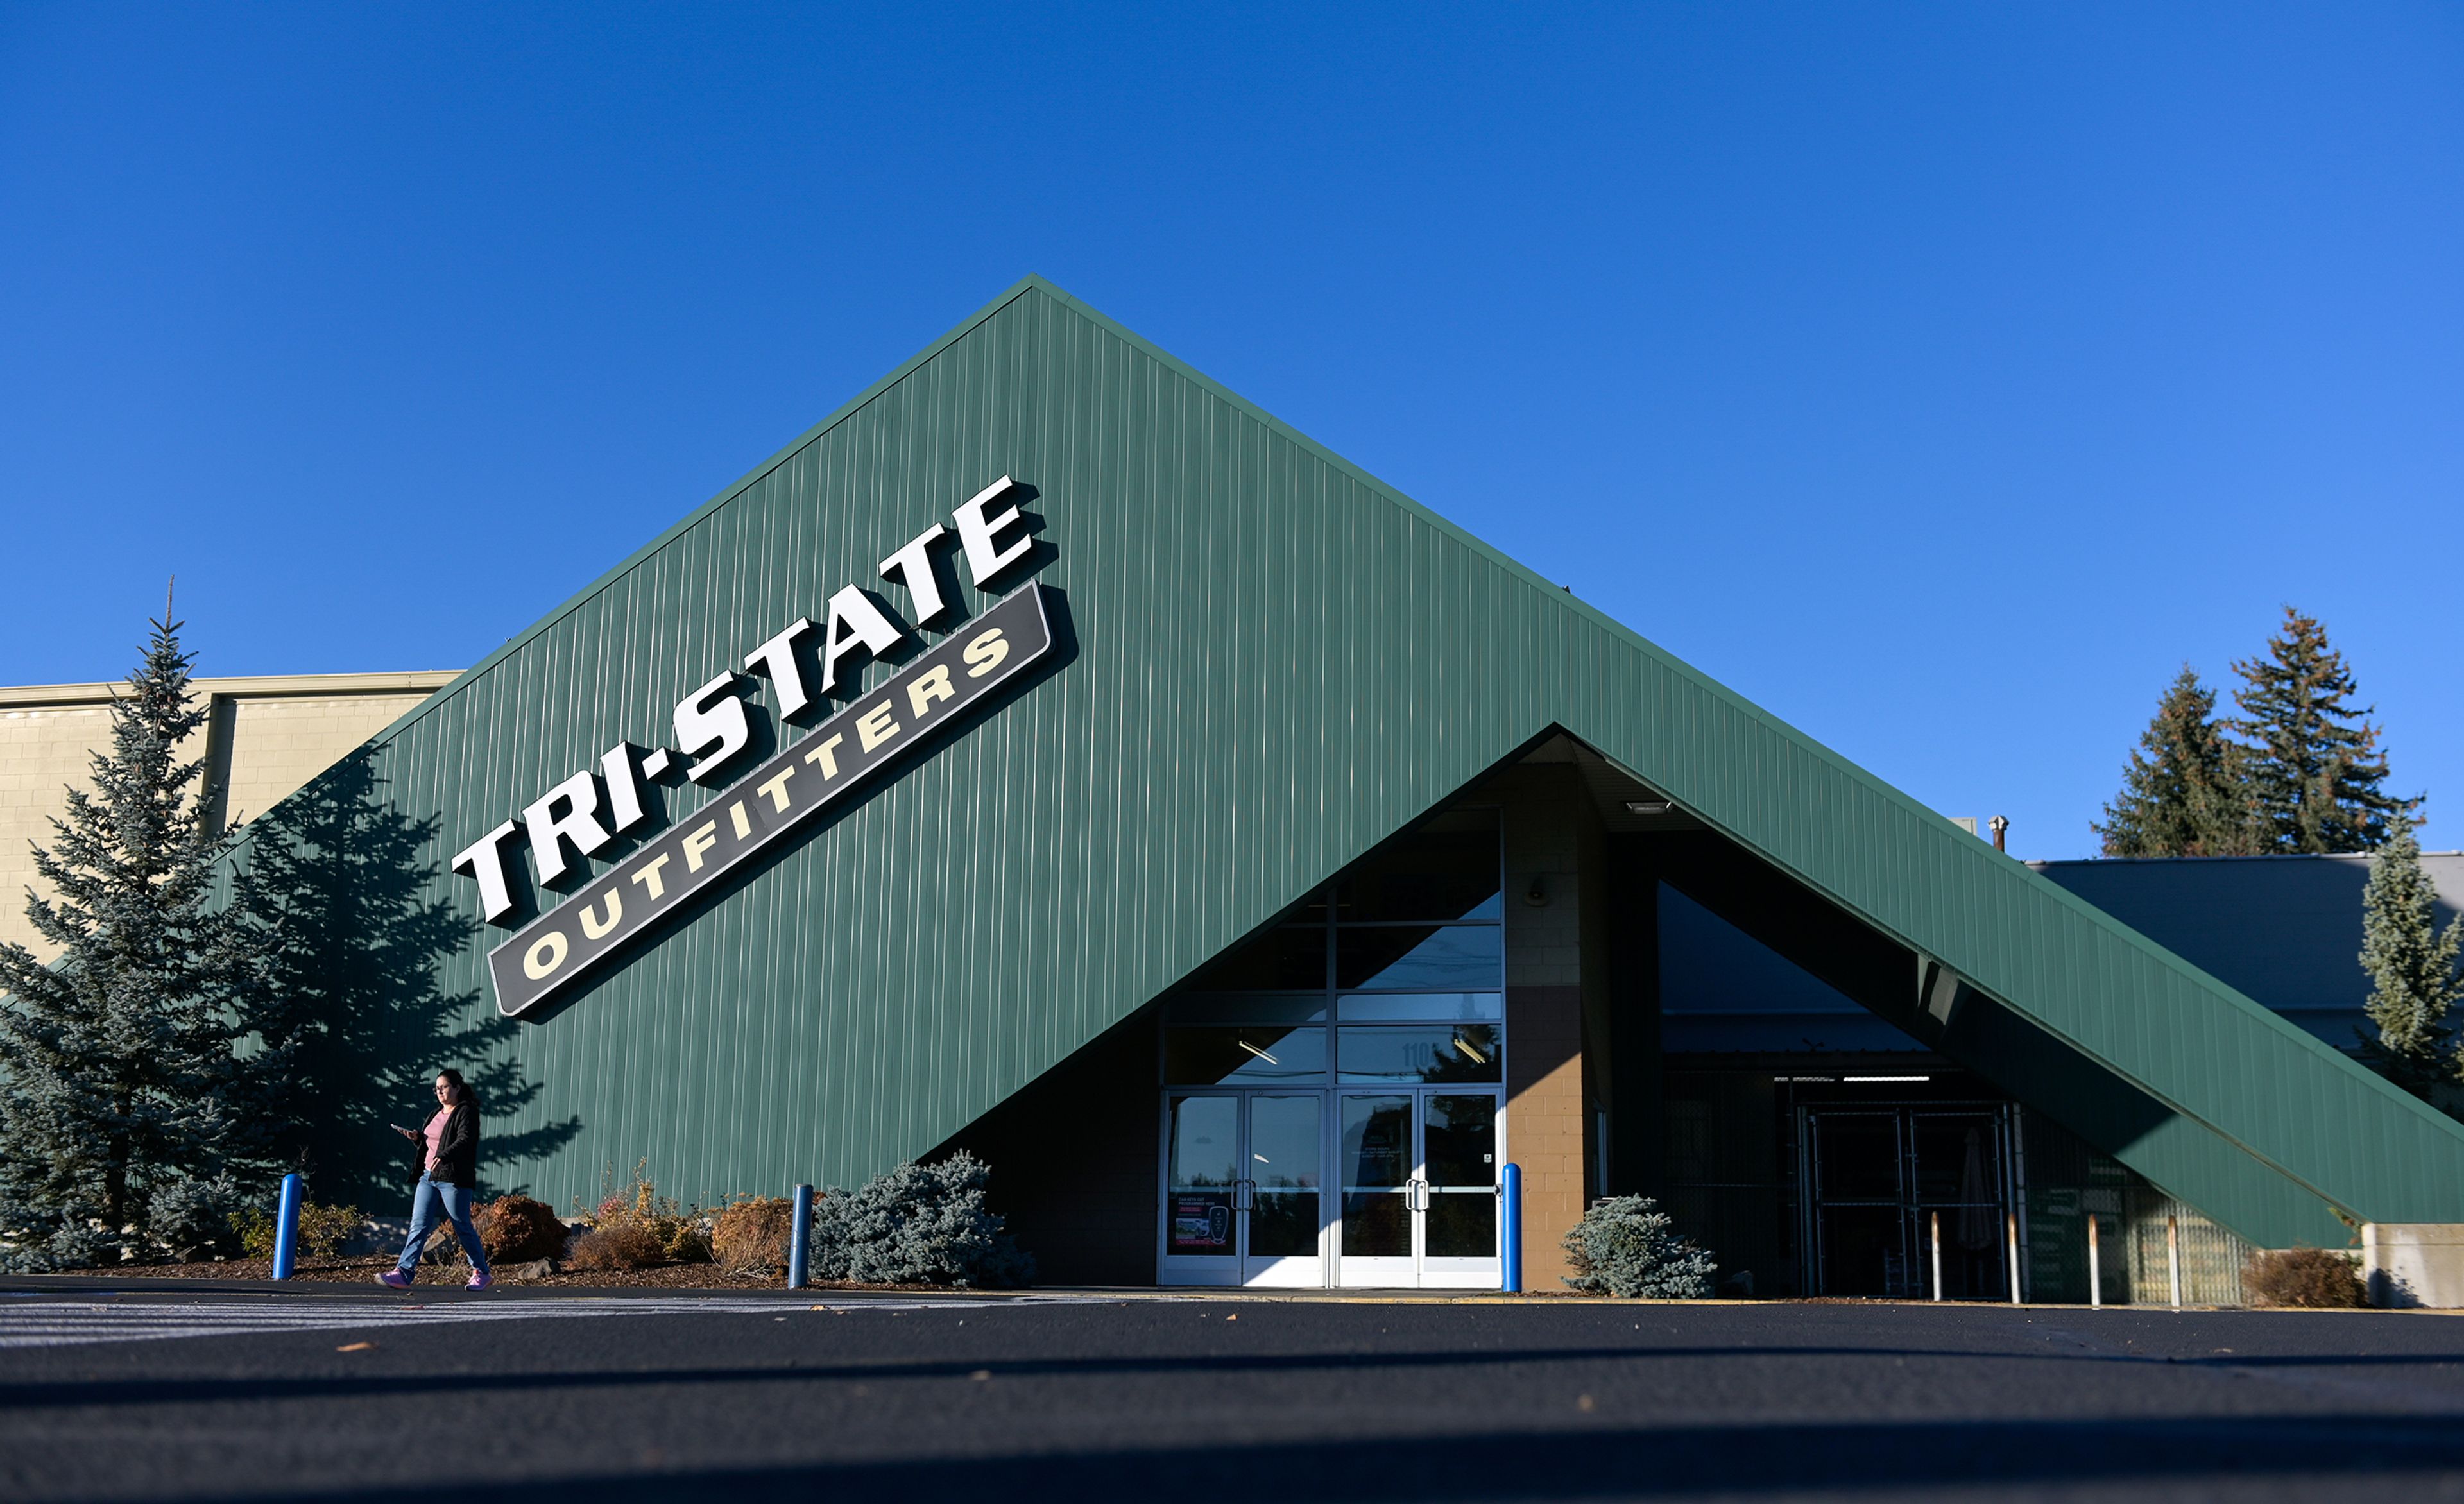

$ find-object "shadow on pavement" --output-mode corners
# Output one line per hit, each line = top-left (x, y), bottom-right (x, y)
(175, 1413), (2464, 1501)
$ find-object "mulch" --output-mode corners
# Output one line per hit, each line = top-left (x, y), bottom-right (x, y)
(109, 1254), (812, 1290)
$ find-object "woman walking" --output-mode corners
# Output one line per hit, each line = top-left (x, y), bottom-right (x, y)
(379, 1068), (493, 1290)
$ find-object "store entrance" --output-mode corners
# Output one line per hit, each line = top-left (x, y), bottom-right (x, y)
(1161, 1088), (1502, 1289)
(1803, 1103), (2015, 1299)
(1153, 805), (1509, 1289)
(1335, 1090), (1503, 1289)
(1161, 1092), (1325, 1287)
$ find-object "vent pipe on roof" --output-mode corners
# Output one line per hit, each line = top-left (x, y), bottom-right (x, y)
(1989, 815), (2009, 853)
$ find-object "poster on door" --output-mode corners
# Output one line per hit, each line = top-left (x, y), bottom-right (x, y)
(1170, 1195), (1233, 1251)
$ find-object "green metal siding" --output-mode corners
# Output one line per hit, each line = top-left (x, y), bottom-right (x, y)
(230, 277), (2464, 1245)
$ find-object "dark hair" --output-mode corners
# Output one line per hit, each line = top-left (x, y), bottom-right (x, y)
(434, 1068), (477, 1110)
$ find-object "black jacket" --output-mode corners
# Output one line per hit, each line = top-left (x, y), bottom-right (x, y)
(427, 1101), (480, 1188)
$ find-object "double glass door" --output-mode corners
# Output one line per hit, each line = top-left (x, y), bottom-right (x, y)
(1163, 1088), (1502, 1288)
(1163, 1093), (1325, 1286)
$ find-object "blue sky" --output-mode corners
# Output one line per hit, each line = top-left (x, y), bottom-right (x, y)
(3, 5), (2457, 859)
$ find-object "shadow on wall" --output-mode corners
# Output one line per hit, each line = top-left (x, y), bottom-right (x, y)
(237, 748), (581, 1207)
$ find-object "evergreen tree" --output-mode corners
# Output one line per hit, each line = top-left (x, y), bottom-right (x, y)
(2092, 667), (2258, 857)
(2355, 823), (2464, 1100)
(0, 615), (280, 1267)
(2230, 608), (2420, 853)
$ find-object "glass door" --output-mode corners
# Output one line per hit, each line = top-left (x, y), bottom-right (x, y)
(1418, 1091), (1503, 1287)
(1163, 1093), (1242, 1285)
(1337, 1094), (1417, 1286)
(1160, 1091), (1328, 1287)
(1336, 1089), (1502, 1288)
(1243, 1094), (1324, 1286)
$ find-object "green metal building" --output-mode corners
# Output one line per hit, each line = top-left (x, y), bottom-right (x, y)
(232, 277), (2464, 1297)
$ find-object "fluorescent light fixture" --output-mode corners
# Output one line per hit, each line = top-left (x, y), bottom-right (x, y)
(1453, 1038), (1489, 1065)
(1235, 1039), (1279, 1065)
(1843, 1074), (1930, 1083)
(1779, 1076), (1836, 1083)
(1625, 799), (1674, 816)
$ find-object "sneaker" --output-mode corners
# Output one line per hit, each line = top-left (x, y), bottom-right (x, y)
(376, 1270), (412, 1290)
(465, 1272), (493, 1292)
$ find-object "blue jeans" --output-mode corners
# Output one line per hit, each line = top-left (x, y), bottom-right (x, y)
(397, 1175), (491, 1279)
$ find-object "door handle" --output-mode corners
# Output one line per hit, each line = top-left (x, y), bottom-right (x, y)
(1235, 1179), (1255, 1212)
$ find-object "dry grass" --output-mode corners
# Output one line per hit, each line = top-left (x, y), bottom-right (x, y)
(712, 1197), (794, 1274)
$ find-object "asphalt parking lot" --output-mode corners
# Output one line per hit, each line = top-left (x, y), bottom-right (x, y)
(5, 1283), (2464, 1501)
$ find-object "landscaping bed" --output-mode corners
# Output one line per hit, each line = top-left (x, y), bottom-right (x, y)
(103, 1254), (919, 1290)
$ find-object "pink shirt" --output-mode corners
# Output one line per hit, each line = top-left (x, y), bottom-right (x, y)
(423, 1107), (450, 1170)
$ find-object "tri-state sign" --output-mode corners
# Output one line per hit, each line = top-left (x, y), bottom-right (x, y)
(447, 475), (1061, 1017)
(487, 585), (1056, 1016)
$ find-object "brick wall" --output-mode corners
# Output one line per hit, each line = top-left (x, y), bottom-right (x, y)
(1491, 758), (1600, 1290)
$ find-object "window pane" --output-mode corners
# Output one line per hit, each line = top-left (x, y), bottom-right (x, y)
(1338, 991), (1503, 1022)
(1165, 993), (1328, 1026)
(1337, 1025), (1503, 1084)
(1425, 1192), (1496, 1259)
(1424, 1095), (1498, 1186)
(1336, 925), (1502, 991)
(1247, 1095), (1321, 1188)
(1186, 926), (1325, 991)
(1163, 1025), (1327, 1086)
(1335, 819), (1501, 923)
(1165, 1095), (1237, 1256)
(1340, 1096), (1414, 1188)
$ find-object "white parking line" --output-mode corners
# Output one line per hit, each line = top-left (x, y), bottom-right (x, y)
(0, 1293), (1103, 1350)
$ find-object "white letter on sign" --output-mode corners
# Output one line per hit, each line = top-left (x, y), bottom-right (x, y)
(524, 771), (613, 887)
(819, 586), (905, 692)
(452, 820), (524, 923)
(674, 673), (753, 783)
(953, 476), (1032, 587)
(743, 618), (818, 720)
(878, 525), (953, 626)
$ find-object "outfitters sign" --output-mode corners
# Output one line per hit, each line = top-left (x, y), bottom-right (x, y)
(488, 586), (1055, 1016)
(449, 477), (1059, 1018)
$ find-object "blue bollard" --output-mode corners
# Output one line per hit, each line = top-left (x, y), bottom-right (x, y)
(1502, 1163), (1523, 1294)
(787, 1184), (814, 1290)
(270, 1173), (303, 1281)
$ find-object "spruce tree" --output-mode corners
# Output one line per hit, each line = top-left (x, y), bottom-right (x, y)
(2230, 608), (2420, 853)
(2355, 823), (2464, 1100)
(2092, 667), (2257, 857)
(0, 615), (278, 1267)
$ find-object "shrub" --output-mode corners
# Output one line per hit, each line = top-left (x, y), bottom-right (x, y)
(227, 1198), (361, 1261)
(475, 1195), (569, 1264)
(665, 1216), (713, 1263)
(550, 1162), (729, 1272)
(2245, 1247), (2366, 1308)
(148, 1175), (250, 1260)
(1561, 1195), (1717, 1299)
(712, 1197), (793, 1274)
(808, 1152), (1033, 1288)
(295, 1202), (363, 1260)
(565, 1215), (665, 1271)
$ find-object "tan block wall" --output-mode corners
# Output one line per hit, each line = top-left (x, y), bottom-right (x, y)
(0, 672), (454, 965)
(1494, 759), (1600, 1290)
(210, 692), (440, 830)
